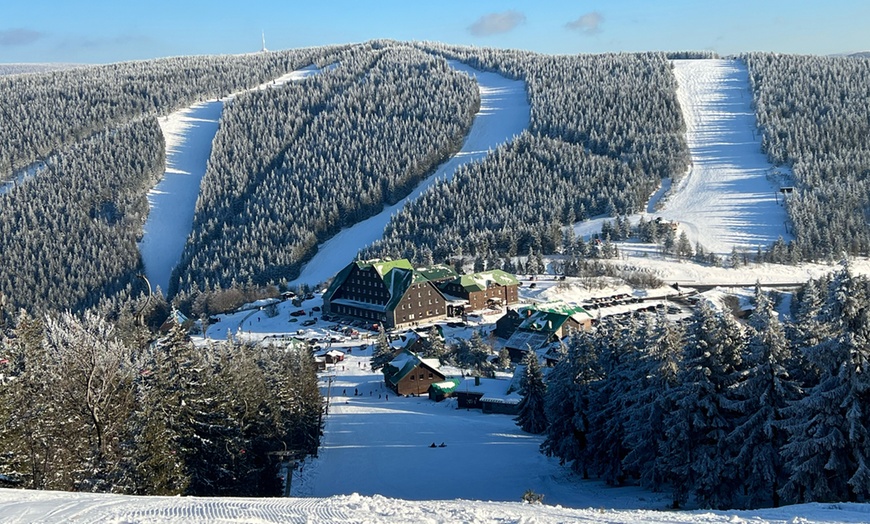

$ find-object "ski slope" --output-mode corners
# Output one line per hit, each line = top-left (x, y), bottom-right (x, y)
(4, 487), (870, 524)
(138, 65), (324, 294)
(288, 61), (530, 288)
(657, 59), (792, 255)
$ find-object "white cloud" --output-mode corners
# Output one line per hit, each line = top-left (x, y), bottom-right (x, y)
(468, 11), (526, 37)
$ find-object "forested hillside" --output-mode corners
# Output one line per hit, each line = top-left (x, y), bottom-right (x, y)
(0, 119), (163, 313)
(745, 53), (870, 261)
(366, 44), (689, 264)
(170, 43), (479, 294)
(0, 48), (333, 313)
(0, 49), (326, 180)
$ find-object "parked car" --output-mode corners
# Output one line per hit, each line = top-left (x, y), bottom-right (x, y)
(312, 306), (321, 312)
(290, 310), (306, 317)
(302, 319), (317, 326)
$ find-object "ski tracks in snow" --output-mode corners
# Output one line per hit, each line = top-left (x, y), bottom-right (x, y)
(657, 59), (791, 255)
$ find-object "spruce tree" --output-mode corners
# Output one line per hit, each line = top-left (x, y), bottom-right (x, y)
(515, 350), (547, 434)
(662, 302), (744, 509)
(781, 267), (870, 503)
(728, 287), (799, 508)
(371, 325), (394, 371)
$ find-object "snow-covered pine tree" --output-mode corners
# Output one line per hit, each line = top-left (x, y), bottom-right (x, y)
(515, 349), (547, 434)
(781, 266), (870, 503)
(0, 311), (54, 489)
(587, 318), (638, 485)
(727, 286), (799, 508)
(661, 301), (745, 509)
(370, 325), (394, 371)
(541, 330), (602, 478)
(622, 313), (683, 491)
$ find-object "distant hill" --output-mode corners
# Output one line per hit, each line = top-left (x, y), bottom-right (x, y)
(0, 63), (81, 76)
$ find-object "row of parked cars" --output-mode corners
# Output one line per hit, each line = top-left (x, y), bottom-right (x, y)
(582, 293), (643, 310)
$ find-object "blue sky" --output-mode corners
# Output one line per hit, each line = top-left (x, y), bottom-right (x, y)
(1, 0), (867, 63)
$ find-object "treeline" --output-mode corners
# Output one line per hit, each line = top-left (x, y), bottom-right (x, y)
(0, 119), (163, 313)
(530, 267), (870, 509)
(0, 49), (326, 179)
(364, 44), (689, 265)
(746, 53), (870, 261)
(0, 309), (321, 496)
(171, 43), (479, 294)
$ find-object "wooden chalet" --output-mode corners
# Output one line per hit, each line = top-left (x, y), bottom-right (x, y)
(503, 303), (593, 361)
(322, 258), (448, 330)
(437, 269), (519, 313)
(383, 350), (445, 396)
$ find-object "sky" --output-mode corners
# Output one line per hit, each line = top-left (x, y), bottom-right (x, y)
(0, 0), (867, 64)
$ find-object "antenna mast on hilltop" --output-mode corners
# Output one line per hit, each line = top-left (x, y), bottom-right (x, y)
(261, 30), (268, 52)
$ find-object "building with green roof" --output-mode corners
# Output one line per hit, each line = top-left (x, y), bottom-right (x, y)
(383, 349), (446, 396)
(504, 302), (594, 361)
(322, 258), (448, 330)
(438, 269), (520, 312)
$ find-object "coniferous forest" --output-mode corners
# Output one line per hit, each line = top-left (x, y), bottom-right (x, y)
(2, 39), (870, 505)
(745, 53), (870, 261)
(536, 267), (870, 509)
(0, 310), (321, 496)
(2, 42), (870, 312)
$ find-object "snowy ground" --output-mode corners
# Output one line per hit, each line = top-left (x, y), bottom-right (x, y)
(139, 65), (325, 293)
(295, 359), (660, 508)
(573, 59), (791, 258)
(288, 61), (530, 288)
(657, 59), (792, 255)
(7, 488), (870, 524)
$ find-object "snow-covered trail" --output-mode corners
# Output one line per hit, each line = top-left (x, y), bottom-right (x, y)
(139, 65), (323, 294)
(298, 362), (661, 509)
(288, 62), (529, 288)
(657, 59), (791, 255)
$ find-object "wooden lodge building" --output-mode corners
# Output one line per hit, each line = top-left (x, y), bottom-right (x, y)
(322, 259), (448, 330)
(437, 269), (519, 313)
(383, 350), (446, 396)
(323, 259), (521, 330)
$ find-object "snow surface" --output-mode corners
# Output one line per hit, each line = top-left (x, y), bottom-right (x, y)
(288, 61), (530, 288)
(139, 65), (326, 294)
(573, 59), (791, 257)
(6, 488), (870, 524)
(657, 59), (792, 255)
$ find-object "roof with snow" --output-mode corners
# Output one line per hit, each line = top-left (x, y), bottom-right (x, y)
(455, 377), (521, 404)
(429, 378), (461, 394)
(504, 330), (551, 352)
(384, 350), (444, 386)
(450, 269), (519, 292)
(416, 264), (459, 282)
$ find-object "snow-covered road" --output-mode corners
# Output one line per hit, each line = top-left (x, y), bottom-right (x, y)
(288, 62), (530, 288)
(657, 59), (791, 255)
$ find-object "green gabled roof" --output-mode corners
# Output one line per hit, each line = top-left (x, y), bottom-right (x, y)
(324, 258), (422, 305)
(384, 350), (442, 386)
(519, 310), (570, 333)
(369, 258), (414, 277)
(416, 264), (460, 282)
(451, 269), (519, 292)
(531, 302), (593, 319)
